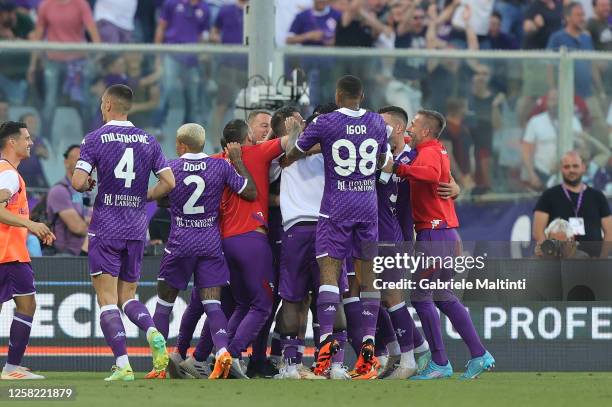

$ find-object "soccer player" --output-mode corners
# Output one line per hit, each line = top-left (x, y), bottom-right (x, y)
(285, 75), (393, 379)
(151, 123), (256, 380)
(0, 121), (55, 380)
(72, 84), (176, 381)
(394, 109), (495, 380)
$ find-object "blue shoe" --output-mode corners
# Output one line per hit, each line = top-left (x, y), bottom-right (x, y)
(415, 350), (431, 374)
(409, 360), (453, 380)
(460, 351), (495, 380)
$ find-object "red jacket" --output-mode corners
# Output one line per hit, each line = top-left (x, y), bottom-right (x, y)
(395, 139), (459, 231)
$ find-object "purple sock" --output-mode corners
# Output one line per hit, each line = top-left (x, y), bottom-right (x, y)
(388, 302), (415, 352)
(412, 300), (447, 365)
(436, 300), (485, 358)
(99, 306), (127, 359)
(152, 298), (174, 340)
(375, 307), (396, 356)
(342, 297), (362, 355)
(203, 301), (230, 353)
(296, 338), (305, 365)
(175, 297), (204, 359)
(360, 293), (381, 343)
(193, 319), (213, 362)
(7, 312), (33, 365)
(316, 286), (340, 342)
(270, 331), (282, 358)
(123, 299), (155, 333)
(331, 331), (347, 364)
(280, 336), (300, 364)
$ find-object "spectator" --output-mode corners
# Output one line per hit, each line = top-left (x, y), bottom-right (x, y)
(247, 110), (272, 144)
(467, 64), (495, 194)
(46, 144), (90, 256)
(286, 0), (341, 107)
(587, 0), (611, 51)
(547, 2), (608, 145)
(523, 0), (563, 49)
(535, 218), (590, 258)
(443, 97), (474, 191)
(450, 0), (495, 47)
(529, 92), (592, 129)
(335, 0), (391, 47)
(481, 11), (519, 50)
(209, 0), (248, 152)
(134, 0), (162, 43)
(494, 0), (526, 43)
(124, 52), (161, 129)
(275, 0), (313, 46)
(155, 0), (209, 132)
(533, 151), (612, 258)
(17, 113), (48, 188)
(29, 0), (101, 137)
(521, 88), (583, 190)
(94, 0), (138, 43)
(0, 0), (32, 105)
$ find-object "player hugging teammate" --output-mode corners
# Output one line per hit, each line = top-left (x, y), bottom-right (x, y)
(1, 78), (493, 381)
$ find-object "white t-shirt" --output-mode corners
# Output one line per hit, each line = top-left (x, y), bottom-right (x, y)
(0, 168), (19, 197)
(94, 0), (138, 31)
(451, 0), (495, 36)
(275, 0), (313, 46)
(523, 112), (582, 175)
(280, 154), (324, 231)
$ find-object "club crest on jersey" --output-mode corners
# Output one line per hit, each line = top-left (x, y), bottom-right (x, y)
(431, 219), (443, 229)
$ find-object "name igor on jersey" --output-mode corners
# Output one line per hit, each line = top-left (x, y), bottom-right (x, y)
(296, 108), (389, 222)
(76, 120), (169, 241)
(166, 153), (246, 257)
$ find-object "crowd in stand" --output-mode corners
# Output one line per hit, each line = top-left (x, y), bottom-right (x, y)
(0, 0), (610, 195)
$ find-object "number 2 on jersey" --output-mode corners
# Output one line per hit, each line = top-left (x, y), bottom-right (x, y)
(183, 175), (205, 215)
(114, 148), (136, 188)
(332, 138), (378, 176)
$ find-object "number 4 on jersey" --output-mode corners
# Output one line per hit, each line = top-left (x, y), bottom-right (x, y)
(114, 148), (136, 188)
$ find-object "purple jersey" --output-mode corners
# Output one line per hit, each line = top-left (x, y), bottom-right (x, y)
(165, 153), (246, 257)
(296, 108), (389, 222)
(377, 146), (416, 242)
(76, 120), (169, 241)
(396, 146), (416, 241)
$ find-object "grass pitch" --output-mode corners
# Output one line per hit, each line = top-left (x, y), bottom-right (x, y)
(1, 372), (611, 407)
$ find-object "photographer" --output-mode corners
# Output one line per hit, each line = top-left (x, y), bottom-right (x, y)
(536, 218), (589, 259)
(533, 151), (612, 258)
(46, 145), (91, 256)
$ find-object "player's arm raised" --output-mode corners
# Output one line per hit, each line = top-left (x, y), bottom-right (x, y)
(225, 142), (257, 201)
(147, 168), (176, 202)
(283, 116), (308, 166)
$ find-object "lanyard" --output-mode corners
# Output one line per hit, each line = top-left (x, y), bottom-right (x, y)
(561, 184), (585, 217)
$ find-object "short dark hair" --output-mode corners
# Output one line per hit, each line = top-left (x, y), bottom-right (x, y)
(270, 106), (299, 137)
(105, 84), (133, 113)
(305, 102), (338, 128)
(565, 1), (582, 18)
(247, 110), (271, 124)
(378, 105), (408, 126)
(0, 121), (26, 150)
(336, 75), (363, 101)
(416, 109), (446, 137)
(491, 11), (502, 21)
(63, 144), (81, 159)
(221, 119), (249, 147)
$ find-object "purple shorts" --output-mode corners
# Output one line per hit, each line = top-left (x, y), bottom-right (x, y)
(88, 237), (145, 283)
(280, 224), (348, 302)
(0, 262), (36, 303)
(315, 217), (378, 261)
(411, 228), (462, 302)
(158, 251), (230, 290)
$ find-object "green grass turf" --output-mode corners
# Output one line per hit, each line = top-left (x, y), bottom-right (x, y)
(1, 372), (611, 407)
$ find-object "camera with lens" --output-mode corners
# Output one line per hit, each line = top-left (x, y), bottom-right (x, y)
(540, 239), (564, 257)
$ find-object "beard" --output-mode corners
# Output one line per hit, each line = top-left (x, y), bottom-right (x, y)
(563, 174), (582, 186)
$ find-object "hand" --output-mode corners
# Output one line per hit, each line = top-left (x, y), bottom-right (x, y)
(0, 189), (11, 203)
(529, 172), (543, 189)
(534, 14), (544, 28)
(285, 117), (302, 137)
(306, 30), (324, 42)
(27, 221), (55, 245)
(224, 142), (243, 163)
(523, 19), (536, 33)
(437, 181), (460, 199)
(492, 93), (506, 108)
(427, 3), (438, 20)
(462, 4), (471, 23)
(534, 242), (543, 257)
